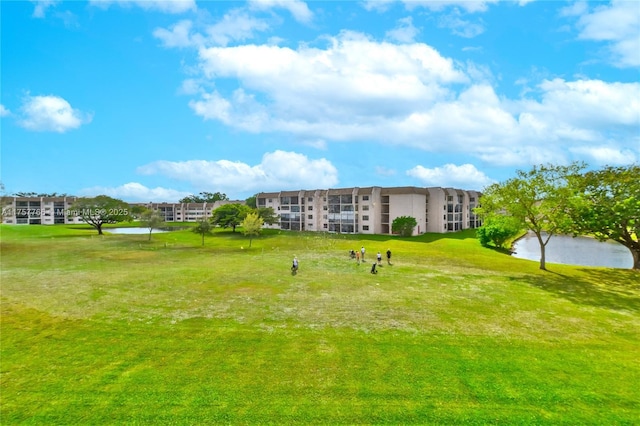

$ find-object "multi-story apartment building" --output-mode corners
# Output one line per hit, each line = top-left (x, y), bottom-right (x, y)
(1, 197), (240, 225)
(0, 196), (85, 225)
(257, 186), (482, 235)
(2, 188), (481, 235)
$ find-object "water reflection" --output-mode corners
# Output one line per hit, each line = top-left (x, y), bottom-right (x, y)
(107, 227), (169, 234)
(512, 232), (633, 269)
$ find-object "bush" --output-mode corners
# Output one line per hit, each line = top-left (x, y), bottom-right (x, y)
(477, 215), (522, 248)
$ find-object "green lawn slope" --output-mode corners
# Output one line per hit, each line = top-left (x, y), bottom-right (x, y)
(1, 224), (638, 424)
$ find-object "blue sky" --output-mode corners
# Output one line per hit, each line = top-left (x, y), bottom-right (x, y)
(1, 0), (638, 202)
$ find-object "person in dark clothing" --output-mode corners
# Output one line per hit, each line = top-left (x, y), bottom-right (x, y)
(386, 249), (392, 265)
(370, 263), (377, 274)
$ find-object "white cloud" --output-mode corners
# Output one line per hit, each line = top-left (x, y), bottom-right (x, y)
(402, 0), (499, 14)
(163, 26), (638, 169)
(137, 150), (339, 193)
(90, 0), (196, 14)
(407, 164), (495, 190)
(18, 95), (92, 133)
(386, 16), (420, 43)
(438, 11), (486, 38)
(154, 11), (270, 49)
(0, 105), (10, 117)
(153, 20), (199, 48)
(573, 0), (640, 67)
(362, 0), (395, 12)
(193, 31), (467, 129)
(570, 145), (638, 166)
(31, 0), (59, 18)
(79, 183), (191, 203)
(249, 0), (313, 24)
(205, 9), (270, 46)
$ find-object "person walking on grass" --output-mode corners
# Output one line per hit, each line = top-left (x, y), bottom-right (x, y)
(356, 250), (361, 265)
(291, 256), (299, 275)
(377, 251), (382, 265)
(386, 249), (392, 265)
(361, 246), (366, 261)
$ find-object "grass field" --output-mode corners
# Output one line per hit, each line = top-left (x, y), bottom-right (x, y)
(1, 224), (638, 424)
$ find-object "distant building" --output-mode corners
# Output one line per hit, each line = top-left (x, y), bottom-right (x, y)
(0, 197), (242, 225)
(256, 186), (481, 235)
(2, 187), (481, 235)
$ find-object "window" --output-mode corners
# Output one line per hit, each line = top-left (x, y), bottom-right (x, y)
(308, 197), (313, 202)
(308, 206), (313, 211)
(363, 225), (369, 231)
(308, 215), (313, 219)
(362, 205), (369, 211)
(323, 223), (328, 228)
(362, 195), (369, 201)
(362, 215), (369, 221)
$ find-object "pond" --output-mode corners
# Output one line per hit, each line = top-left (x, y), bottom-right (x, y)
(512, 232), (633, 269)
(106, 227), (169, 234)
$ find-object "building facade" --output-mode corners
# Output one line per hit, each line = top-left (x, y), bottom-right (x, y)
(257, 186), (481, 235)
(2, 188), (481, 235)
(1, 197), (240, 225)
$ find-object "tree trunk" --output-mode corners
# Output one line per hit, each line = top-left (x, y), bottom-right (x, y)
(632, 248), (639, 270)
(201, 233), (205, 246)
(97, 224), (103, 235)
(148, 230), (152, 241)
(539, 245), (546, 270)
(535, 231), (547, 270)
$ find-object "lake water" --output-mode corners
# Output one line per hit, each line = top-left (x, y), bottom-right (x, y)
(107, 227), (169, 234)
(512, 232), (633, 269)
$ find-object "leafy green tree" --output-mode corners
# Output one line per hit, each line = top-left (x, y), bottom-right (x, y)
(69, 195), (132, 235)
(211, 203), (252, 232)
(567, 165), (640, 270)
(476, 163), (584, 270)
(180, 192), (228, 203)
(392, 216), (418, 237)
(257, 206), (279, 226)
(476, 215), (522, 248)
(192, 218), (212, 246)
(241, 212), (263, 247)
(139, 209), (166, 241)
(245, 194), (257, 209)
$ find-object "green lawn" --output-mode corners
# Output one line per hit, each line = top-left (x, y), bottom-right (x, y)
(1, 224), (638, 424)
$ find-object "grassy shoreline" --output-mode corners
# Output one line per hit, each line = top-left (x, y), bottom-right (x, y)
(1, 224), (638, 424)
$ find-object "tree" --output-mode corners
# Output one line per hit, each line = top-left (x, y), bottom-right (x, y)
(192, 218), (212, 246)
(392, 216), (418, 237)
(567, 165), (640, 270)
(245, 194), (257, 209)
(180, 192), (228, 203)
(476, 163), (584, 270)
(476, 215), (522, 248)
(139, 209), (166, 241)
(257, 206), (279, 226)
(69, 196), (131, 235)
(241, 212), (263, 247)
(211, 203), (251, 232)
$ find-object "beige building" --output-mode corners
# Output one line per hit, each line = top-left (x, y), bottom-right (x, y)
(2, 188), (481, 235)
(1, 196), (84, 225)
(256, 186), (481, 235)
(1, 197), (241, 225)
